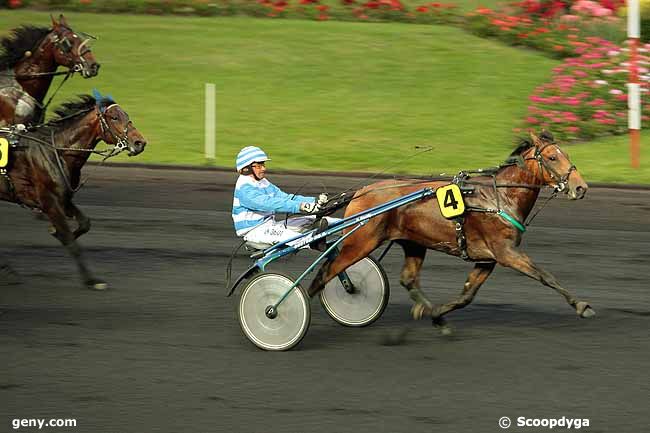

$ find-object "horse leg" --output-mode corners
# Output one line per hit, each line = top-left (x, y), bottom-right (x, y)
(396, 240), (433, 320)
(47, 201), (90, 240)
(42, 200), (107, 290)
(308, 234), (382, 298)
(429, 262), (496, 334)
(496, 248), (594, 318)
(67, 202), (91, 239)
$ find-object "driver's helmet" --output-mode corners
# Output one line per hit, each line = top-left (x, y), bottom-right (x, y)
(236, 146), (270, 171)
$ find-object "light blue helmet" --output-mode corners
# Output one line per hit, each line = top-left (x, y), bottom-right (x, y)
(236, 146), (270, 171)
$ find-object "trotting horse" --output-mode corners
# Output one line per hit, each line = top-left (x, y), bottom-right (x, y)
(0, 93), (146, 289)
(0, 15), (100, 127)
(308, 131), (593, 334)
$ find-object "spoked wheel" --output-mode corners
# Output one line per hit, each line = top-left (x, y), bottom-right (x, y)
(319, 256), (389, 327)
(238, 272), (311, 351)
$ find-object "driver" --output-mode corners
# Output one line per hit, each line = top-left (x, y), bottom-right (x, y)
(232, 146), (330, 245)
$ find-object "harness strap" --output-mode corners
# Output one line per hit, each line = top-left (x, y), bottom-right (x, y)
(453, 216), (470, 260)
(497, 210), (526, 233)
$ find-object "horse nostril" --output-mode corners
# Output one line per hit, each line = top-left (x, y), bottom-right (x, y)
(575, 186), (586, 198)
(135, 140), (146, 149)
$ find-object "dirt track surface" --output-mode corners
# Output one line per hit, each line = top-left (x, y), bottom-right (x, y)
(1, 166), (648, 433)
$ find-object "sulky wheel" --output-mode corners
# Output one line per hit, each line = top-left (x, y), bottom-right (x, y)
(238, 272), (311, 351)
(319, 256), (389, 327)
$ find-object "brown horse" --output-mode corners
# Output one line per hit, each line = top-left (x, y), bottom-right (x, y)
(0, 15), (100, 127)
(308, 131), (592, 333)
(0, 94), (146, 289)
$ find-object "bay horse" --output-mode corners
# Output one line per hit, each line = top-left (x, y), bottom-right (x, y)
(0, 15), (100, 127)
(0, 93), (146, 290)
(308, 131), (593, 334)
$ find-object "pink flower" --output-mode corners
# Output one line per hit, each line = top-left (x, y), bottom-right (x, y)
(587, 98), (606, 106)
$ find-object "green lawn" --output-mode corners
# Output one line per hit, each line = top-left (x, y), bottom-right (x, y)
(1, 10), (648, 183)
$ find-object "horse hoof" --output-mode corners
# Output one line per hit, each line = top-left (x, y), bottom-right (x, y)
(410, 303), (431, 320)
(48, 225), (57, 235)
(432, 316), (452, 335)
(576, 301), (596, 318)
(86, 280), (109, 291)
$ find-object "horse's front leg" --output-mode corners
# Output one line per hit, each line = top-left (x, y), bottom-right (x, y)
(67, 202), (91, 239)
(495, 248), (594, 318)
(42, 200), (107, 290)
(428, 261), (496, 334)
(47, 201), (90, 240)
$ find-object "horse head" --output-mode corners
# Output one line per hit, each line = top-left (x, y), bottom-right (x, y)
(526, 131), (588, 200)
(93, 93), (147, 157)
(49, 14), (100, 78)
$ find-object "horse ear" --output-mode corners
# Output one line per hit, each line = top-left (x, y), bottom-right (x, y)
(529, 130), (542, 146)
(51, 14), (59, 28)
(59, 14), (68, 27)
(540, 129), (555, 143)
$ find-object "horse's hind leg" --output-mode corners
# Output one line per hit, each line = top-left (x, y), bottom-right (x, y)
(42, 199), (107, 290)
(429, 262), (496, 334)
(496, 248), (595, 318)
(396, 240), (433, 320)
(308, 233), (382, 298)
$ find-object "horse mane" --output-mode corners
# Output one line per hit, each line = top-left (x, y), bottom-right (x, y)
(510, 130), (556, 157)
(0, 26), (51, 70)
(28, 95), (114, 140)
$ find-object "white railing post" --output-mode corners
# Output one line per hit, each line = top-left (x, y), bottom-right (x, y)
(204, 83), (216, 160)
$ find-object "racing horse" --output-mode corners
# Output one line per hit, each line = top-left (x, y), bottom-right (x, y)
(0, 15), (100, 127)
(308, 131), (593, 333)
(0, 93), (146, 290)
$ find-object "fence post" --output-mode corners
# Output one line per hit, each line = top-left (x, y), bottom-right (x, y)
(205, 83), (216, 160)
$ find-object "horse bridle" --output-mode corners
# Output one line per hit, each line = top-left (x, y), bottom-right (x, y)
(97, 104), (132, 157)
(51, 27), (96, 77)
(525, 142), (576, 193)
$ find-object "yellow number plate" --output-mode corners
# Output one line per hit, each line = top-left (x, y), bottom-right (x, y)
(436, 184), (465, 219)
(0, 137), (8, 168)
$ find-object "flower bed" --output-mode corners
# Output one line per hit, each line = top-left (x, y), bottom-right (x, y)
(11, 0), (461, 24)
(466, 0), (626, 59)
(521, 39), (650, 141)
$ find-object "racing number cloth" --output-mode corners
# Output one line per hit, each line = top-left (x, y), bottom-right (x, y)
(436, 184), (465, 219)
(0, 137), (9, 168)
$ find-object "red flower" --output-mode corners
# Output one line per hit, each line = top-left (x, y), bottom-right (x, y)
(417, 5), (428, 12)
(316, 4), (329, 10)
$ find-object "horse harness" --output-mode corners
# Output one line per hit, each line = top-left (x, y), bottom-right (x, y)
(447, 143), (576, 261)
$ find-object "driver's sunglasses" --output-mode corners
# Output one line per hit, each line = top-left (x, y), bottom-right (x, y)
(251, 162), (266, 168)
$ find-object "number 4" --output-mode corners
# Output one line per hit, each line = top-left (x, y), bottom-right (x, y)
(444, 188), (458, 210)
